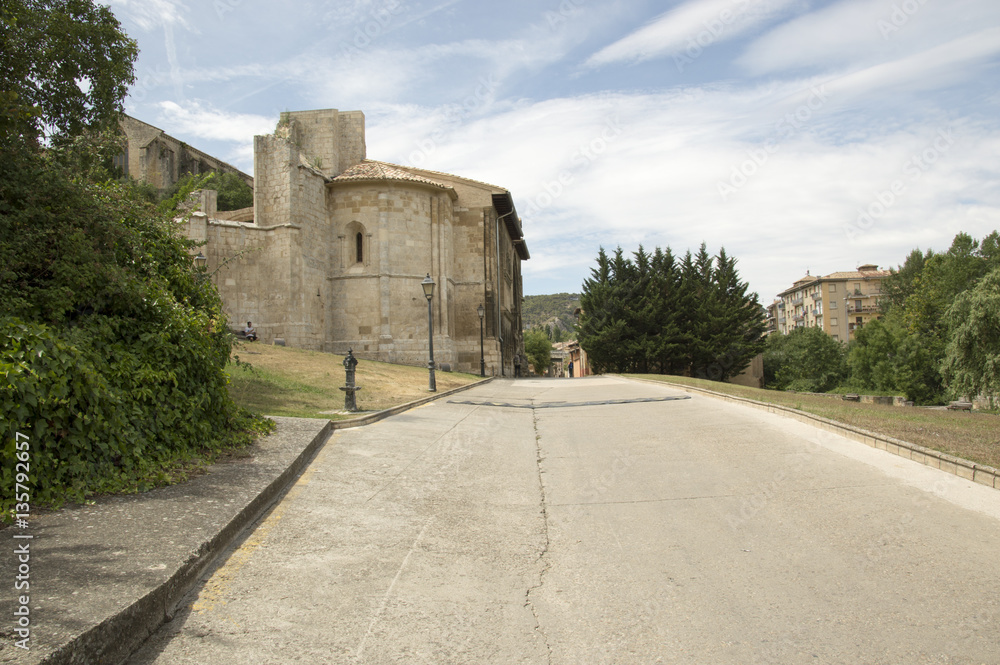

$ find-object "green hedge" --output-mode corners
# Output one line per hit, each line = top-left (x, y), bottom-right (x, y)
(1, 142), (271, 514)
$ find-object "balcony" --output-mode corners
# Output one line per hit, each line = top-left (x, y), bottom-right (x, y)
(846, 304), (880, 314)
(789, 296), (804, 306)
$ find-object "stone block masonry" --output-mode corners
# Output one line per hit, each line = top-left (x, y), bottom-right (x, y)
(177, 108), (529, 376)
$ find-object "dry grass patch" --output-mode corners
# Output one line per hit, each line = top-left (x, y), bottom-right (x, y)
(227, 343), (482, 419)
(632, 374), (1000, 470)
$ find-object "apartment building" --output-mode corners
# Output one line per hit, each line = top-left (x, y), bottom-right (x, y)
(769, 264), (890, 342)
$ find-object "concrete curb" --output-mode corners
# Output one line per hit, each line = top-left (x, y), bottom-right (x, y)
(30, 378), (493, 665)
(35, 420), (335, 665)
(621, 376), (1000, 491)
(328, 377), (495, 430)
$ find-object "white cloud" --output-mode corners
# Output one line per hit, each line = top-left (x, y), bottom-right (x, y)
(154, 101), (277, 142)
(813, 28), (1000, 103)
(368, 83), (1000, 298)
(739, 0), (1000, 75)
(105, 0), (192, 31)
(586, 0), (800, 67)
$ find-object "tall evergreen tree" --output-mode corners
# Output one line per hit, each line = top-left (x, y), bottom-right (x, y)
(577, 243), (765, 379)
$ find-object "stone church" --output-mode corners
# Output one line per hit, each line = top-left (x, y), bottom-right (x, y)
(131, 109), (529, 376)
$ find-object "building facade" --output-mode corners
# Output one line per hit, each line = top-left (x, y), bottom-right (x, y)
(173, 109), (529, 376)
(769, 264), (889, 342)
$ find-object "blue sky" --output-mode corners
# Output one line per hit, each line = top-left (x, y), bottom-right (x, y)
(108, 0), (1000, 299)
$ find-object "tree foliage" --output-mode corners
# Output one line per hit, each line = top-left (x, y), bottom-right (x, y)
(0, 0), (137, 145)
(0, 0), (270, 514)
(848, 231), (1000, 404)
(524, 329), (553, 376)
(941, 267), (1000, 406)
(763, 327), (846, 392)
(163, 171), (254, 212)
(578, 243), (766, 380)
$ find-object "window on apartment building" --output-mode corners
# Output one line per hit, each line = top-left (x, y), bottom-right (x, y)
(853, 282), (861, 293)
(832, 334), (839, 341)
(831, 318), (838, 327)
(356, 232), (364, 264)
(830, 300), (837, 309)
(829, 283), (837, 292)
(855, 299), (862, 310)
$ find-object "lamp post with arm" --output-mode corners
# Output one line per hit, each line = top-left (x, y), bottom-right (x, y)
(421, 274), (436, 392)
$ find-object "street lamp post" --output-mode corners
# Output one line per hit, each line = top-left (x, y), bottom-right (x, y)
(421, 274), (436, 392)
(193, 252), (207, 283)
(477, 303), (485, 377)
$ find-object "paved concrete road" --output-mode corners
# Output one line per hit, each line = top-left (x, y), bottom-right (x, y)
(128, 377), (1000, 664)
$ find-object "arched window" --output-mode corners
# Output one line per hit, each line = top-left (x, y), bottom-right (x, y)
(356, 232), (364, 264)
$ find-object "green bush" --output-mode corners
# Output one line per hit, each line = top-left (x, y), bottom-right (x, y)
(161, 171), (253, 213)
(1, 143), (271, 513)
(763, 327), (847, 393)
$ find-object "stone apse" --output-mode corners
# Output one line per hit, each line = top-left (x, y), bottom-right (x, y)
(181, 109), (529, 376)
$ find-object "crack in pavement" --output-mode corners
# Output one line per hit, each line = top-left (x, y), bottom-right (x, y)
(449, 395), (691, 409)
(525, 401), (554, 665)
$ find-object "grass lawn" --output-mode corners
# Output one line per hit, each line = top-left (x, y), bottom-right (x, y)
(227, 343), (483, 419)
(631, 374), (1000, 470)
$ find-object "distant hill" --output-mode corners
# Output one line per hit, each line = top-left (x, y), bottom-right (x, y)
(522, 293), (581, 336)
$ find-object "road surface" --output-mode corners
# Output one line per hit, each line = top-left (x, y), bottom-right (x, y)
(128, 377), (1000, 664)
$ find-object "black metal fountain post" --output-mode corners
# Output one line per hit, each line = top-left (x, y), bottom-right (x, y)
(340, 348), (361, 412)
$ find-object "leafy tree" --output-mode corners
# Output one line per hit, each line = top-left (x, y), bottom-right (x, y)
(941, 267), (1000, 406)
(847, 314), (944, 404)
(524, 328), (552, 375)
(851, 230), (1000, 404)
(0, 0), (137, 144)
(163, 171), (253, 212)
(763, 327), (846, 392)
(0, 0), (270, 513)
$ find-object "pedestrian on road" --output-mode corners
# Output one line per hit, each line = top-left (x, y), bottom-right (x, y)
(514, 354), (521, 378)
(569, 360), (574, 378)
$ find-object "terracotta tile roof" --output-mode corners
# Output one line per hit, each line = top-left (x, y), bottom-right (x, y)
(330, 160), (454, 192)
(824, 269), (891, 280)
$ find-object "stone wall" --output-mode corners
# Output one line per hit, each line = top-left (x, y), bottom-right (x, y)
(120, 115), (252, 193)
(175, 107), (526, 375)
(181, 213), (295, 344)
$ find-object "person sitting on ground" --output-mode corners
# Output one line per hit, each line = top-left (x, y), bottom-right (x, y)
(244, 321), (258, 342)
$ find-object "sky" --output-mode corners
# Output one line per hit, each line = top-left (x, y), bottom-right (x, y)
(107, 0), (1000, 300)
